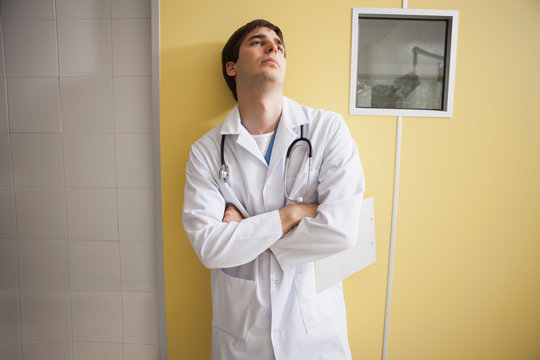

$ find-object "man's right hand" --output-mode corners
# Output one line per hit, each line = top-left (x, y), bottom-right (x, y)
(278, 203), (318, 234)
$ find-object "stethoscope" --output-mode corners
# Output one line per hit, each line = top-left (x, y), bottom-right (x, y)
(219, 124), (312, 203)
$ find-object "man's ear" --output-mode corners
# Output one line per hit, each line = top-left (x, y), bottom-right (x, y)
(226, 61), (236, 77)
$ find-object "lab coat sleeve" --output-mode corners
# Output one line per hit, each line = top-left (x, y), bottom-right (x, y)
(270, 114), (365, 270)
(183, 144), (283, 269)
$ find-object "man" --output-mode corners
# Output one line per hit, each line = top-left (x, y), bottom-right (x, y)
(183, 19), (365, 359)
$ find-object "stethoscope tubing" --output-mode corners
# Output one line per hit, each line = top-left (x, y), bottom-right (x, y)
(219, 124), (312, 203)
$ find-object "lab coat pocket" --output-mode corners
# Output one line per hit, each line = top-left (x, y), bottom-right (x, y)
(294, 268), (341, 333)
(211, 268), (257, 341)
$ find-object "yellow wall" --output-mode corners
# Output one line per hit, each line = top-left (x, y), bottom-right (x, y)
(160, 0), (540, 359)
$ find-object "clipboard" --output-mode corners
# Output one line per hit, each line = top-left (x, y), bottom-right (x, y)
(314, 197), (376, 293)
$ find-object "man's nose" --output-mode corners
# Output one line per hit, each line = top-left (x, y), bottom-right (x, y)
(266, 43), (278, 54)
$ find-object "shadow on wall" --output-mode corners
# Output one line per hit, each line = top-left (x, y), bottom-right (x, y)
(163, 41), (236, 139)
(162, 41), (237, 197)
(161, 41), (237, 358)
(161, 39), (236, 227)
(162, 40), (238, 268)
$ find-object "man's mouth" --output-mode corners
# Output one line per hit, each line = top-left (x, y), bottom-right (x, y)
(262, 58), (278, 66)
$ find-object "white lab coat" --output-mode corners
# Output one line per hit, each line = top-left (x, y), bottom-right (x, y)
(183, 97), (365, 359)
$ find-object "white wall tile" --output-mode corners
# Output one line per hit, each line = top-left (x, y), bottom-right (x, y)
(7, 78), (61, 133)
(69, 241), (120, 290)
(58, 20), (112, 77)
(19, 291), (71, 340)
(3, 20), (58, 77)
(115, 134), (153, 188)
(0, 134), (12, 186)
(111, 0), (150, 19)
(21, 341), (71, 360)
(0, 240), (18, 290)
(73, 342), (121, 360)
(121, 242), (156, 291)
(18, 240), (68, 290)
(123, 344), (158, 360)
(0, 80), (8, 132)
(0, 188), (17, 238)
(65, 188), (118, 241)
(14, 188), (66, 239)
(122, 292), (158, 344)
(0, 291), (20, 338)
(11, 134), (63, 187)
(0, 24), (4, 78)
(63, 134), (116, 187)
(113, 77), (152, 133)
(71, 292), (122, 342)
(112, 19), (151, 76)
(0, 0), (56, 20)
(117, 189), (154, 241)
(56, 0), (110, 19)
(60, 78), (113, 133)
(0, 340), (21, 360)
(0, 2), (160, 357)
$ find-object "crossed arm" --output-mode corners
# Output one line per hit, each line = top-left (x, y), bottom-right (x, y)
(185, 115), (363, 269)
(222, 203), (318, 234)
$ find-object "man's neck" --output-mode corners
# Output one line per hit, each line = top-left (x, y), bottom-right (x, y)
(237, 91), (283, 135)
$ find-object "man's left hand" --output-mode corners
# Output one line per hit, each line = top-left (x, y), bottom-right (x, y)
(222, 204), (244, 223)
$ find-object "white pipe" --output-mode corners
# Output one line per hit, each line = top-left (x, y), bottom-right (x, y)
(382, 2), (407, 358)
(382, 115), (403, 360)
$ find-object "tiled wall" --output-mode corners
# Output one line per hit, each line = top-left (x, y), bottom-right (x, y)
(0, 0), (160, 359)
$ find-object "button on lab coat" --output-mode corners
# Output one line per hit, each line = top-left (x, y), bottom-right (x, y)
(183, 97), (365, 359)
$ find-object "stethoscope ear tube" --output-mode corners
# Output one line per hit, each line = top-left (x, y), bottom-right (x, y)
(284, 125), (312, 203)
(286, 137), (312, 159)
(220, 134), (226, 168)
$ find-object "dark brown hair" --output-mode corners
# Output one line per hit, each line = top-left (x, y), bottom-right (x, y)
(221, 19), (285, 101)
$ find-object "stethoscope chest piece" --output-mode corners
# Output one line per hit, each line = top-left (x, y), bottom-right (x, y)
(219, 164), (229, 182)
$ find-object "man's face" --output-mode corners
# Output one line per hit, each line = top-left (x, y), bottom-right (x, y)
(226, 27), (286, 89)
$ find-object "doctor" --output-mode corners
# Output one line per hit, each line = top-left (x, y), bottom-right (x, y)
(183, 19), (365, 359)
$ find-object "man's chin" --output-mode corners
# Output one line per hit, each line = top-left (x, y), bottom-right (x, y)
(258, 70), (285, 83)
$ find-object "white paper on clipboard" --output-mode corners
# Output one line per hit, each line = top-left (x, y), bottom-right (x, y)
(314, 197), (376, 293)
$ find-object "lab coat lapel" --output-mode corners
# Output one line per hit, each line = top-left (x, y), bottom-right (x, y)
(266, 120), (296, 181)
(236, 130), (267, 166)
(221, 105), (267, 166)
(266, 98), (309, 181)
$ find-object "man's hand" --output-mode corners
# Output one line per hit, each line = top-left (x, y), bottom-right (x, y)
(223, 202), (319, 236)
(279, 203), (318, 234)
(222, 204), (244, 223)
